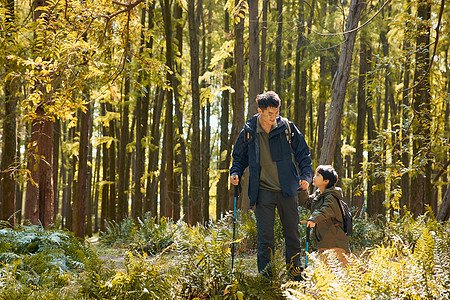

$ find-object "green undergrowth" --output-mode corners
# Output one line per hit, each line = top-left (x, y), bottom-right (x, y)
(0, 209), (449, 299)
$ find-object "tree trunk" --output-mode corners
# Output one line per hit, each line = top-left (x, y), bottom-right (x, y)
(188, 0), (202, 224)
(118, 73), (130, 221)
(411, 0), (432, 216)
(53, 119), (60, 222)
(217, 8), (232, 219)
(231, 0), (246, 211)
(259, 0), (268, 93)
(73, 101), (90, 238)
(275, 0), (283, 106)
(161, 0), (175, 219)
(353, 37), (368, 211)
(294, 0), (305, 130)
(107, 102), (117, 221)
(100, 103), (109, 231)
(173, 0), (187, 222)
(1, 2), (17, 224)
(319, 0), (366, 165)
(146, 88), (163, 219)
(248, 0), (259, 118)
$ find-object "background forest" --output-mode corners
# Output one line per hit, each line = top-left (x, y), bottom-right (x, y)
(1, 0), (450, 299)
(1, 0), (449, 233)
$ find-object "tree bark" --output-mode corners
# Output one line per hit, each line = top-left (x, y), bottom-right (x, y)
(411, 0), (432, 216)
(259, 0), (268, 93)
(353, 37), (368, 211)
(188, 0), (202, 224)
(248, 0), (259, 118)
(319, 0), (366, 165)
(73, 101), (90, 238)
(2, 0), (17, 225)
(275, 0), (283, 106)
(161, 0), (175, 219)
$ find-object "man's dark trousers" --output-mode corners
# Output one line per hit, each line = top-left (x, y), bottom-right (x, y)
(254, 189), (301, 275)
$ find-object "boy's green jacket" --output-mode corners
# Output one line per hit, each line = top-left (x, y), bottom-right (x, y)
(300, 187), (350, 252)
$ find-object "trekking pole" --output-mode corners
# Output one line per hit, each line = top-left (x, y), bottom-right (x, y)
(231, 183), (240, 272)
(305, 225), (311, 268)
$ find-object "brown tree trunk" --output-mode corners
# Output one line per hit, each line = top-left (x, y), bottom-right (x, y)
(188, 0), (202, 224)
(411, 0), (432, 216)
(275, 0), (283, 106)
(173, 0), (186, 222)
(146, 88), (163, 219)
(319, 0), (366, 165)
(400, 1), (412, 214)
(217, 8), (232, 219)
(161, 0), (175, 219)
(73, 101), (90, 238)
(259, 0), (268, 93)
(248, 0), (259, 118)
(107, 103), (117, 221)
(2, 0), (17, 225)
(294, 0), (305, 131)
(353, 37), (368, 211)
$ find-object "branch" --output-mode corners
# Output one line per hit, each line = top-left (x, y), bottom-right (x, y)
(99, 0), (146, 47)
(399, 0), (446, 95)
(306, 0), (392, 37)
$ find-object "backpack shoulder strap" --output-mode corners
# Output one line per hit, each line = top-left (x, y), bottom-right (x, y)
(280, 117), (293, 145)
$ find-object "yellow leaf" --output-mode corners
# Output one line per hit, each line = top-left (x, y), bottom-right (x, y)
(46, 84), (52, 93)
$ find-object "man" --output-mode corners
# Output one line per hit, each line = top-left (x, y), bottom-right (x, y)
(230, 91), (313, 280)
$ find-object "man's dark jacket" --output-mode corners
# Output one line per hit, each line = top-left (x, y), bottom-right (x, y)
(230, 114), (313, 207)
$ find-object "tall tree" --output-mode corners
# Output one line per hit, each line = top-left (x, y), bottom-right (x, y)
(173, 0), (187, 222)
(188, 0), (202, 224)
(217, 7), (232, 219)
(161, 0), (175, 219)
(73, 100), (91, 238)
(1, 0), (17, 225)
(247, 0), (259, 117)
(411, 0), (432, 216)
(319, 0), (366, 164)
(353, 36), (368, 211)
(275, 0), (283, 107)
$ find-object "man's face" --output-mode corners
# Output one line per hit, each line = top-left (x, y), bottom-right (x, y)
(258, 106), (279, 127)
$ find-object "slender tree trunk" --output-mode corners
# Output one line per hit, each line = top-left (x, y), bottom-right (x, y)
(294, 0), (305, 130)
(118, 75), (130, 221)
(100, 103), (109, 231)
(259, 0), (268, 93)
(134, 6), (149, 221)
(231, 0), (246, 211)
(107, 103), (117, 221)
(2, 0), (17, 225)
(217, 8), (232, 219)
(146, 88), (163, 219)
(248, 0), (259, 117)
(73, 101), (90, 238)
(160, 0), (175, 219)
(53, 119), (60, 222)
(188, 0), (202, 224)
(173, 0), (186, 222)
(319, 0), (366, 165)
(275, 0), (283, 106)
(411, 0), (432, 216)
(353, 37), (368, 211)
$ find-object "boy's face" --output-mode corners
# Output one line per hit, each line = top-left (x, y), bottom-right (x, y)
(257, 106), (279, 127)
(313, 171), (329, 190)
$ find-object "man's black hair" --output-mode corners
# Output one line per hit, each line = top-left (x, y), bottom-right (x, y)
(256, 91), (281, 110)
(316, 165), (338, 188)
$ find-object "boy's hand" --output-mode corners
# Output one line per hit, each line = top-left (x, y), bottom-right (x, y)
(299, 180), (309, 190)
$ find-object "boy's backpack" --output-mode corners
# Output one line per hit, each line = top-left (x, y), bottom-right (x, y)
(333, 196), (353, 236)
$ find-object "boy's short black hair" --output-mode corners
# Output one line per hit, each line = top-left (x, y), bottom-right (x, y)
(256, 91), (281, 110)
(316, 165), (339, 188)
